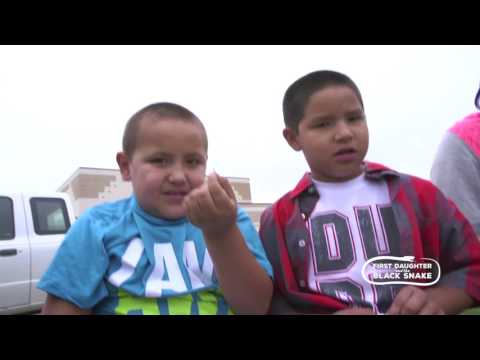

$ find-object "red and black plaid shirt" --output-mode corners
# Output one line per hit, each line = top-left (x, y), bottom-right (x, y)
(260, 162), (480, 313)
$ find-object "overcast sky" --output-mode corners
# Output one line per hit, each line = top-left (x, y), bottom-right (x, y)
(1, 45), (479, 203)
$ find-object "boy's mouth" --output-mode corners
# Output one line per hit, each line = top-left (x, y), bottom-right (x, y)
(334, 147), (356, 156)
(333, 147), (357, 162)
(162, 191), (189, 203)
(163, 191), (189, 196)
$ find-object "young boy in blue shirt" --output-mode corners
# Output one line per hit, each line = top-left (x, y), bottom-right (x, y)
(39, 102), (273, 315)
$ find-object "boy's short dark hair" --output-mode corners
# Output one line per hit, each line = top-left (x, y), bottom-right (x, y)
(123, 102), (208, 157)
(283, 70), (364, 132)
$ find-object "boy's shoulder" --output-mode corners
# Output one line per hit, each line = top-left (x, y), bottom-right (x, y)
(268, 162), (399, 205)
(82, 196), (135, 228)
(261, 172), (312, 226)
(265, 163), (441, 213)
(365, 163), (443, 202)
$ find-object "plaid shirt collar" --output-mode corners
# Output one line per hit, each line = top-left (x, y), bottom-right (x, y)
(288, 162), (401, 217)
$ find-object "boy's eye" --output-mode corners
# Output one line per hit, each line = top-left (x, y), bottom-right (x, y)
(151, 158), (168, 165)
(186, 158), (204, 166)
(315, 121), (331, 128)
(348, 114), (365, 122)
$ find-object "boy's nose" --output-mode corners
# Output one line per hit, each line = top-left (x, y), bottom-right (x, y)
(334, 121), (354, 142)
(168, 167), (187, 184)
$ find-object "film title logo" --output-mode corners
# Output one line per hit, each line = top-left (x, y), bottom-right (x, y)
(361, 256), (441, 286)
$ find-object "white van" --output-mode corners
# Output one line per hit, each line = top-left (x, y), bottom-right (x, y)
(0, 193), (75, 314)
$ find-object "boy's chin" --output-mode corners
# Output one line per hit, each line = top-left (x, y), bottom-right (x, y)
(154, 206), (187, 220)
(334, 165), (365, 180)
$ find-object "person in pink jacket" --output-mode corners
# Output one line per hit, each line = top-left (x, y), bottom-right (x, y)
(431, 85), (480, 239)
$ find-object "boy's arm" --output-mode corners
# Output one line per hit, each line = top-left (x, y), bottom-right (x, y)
(184, 173), (273, 314)
(37, 210), (110, 314)
(202, 224), (273, 314)
(42, 294), (92, 315)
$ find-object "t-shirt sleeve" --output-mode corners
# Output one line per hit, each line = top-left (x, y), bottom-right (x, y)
(236, 207), (274, 278)
(431, 132), (480, 234)
(37, 209), (110, 309)
(433, 185), (480, 304)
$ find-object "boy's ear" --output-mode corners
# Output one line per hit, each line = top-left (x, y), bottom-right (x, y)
(283, 128), (302, 151)
(116, 152), (131, 181)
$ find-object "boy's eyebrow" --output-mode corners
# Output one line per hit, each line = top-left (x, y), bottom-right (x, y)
(143, 152), (174, 161)
(147, 151), (206, 159)
(148, 151), (171, 157)
(308, 109), (364, 124)
(310, 114), (335, 122)
(345, 109), (364, 116)
(184, 152), (207, 159)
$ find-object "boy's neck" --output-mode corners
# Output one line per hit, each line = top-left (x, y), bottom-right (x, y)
(311, 172), (365, 187)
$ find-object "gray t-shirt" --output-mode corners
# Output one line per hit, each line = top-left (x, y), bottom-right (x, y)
(431, 129), (480, 235)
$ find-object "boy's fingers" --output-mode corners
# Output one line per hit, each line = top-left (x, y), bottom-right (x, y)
(401, 293), (426, 315)
(386, 303), (400, 315)
(386, 286), (414, 315)
(202, 193), (218, 217)
(207, 173), (230, 208)
(407, 288), (428, 314)
(188, 184), (215, 215)
(197, 185), (216, 209)
(216, 173), (236, 201)
(189, 193), (208, 222)
(418, 302), (443, 315)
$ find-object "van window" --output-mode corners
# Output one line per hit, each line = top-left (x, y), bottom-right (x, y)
(30, 198), (71, 235)
(0, 197), (14, 240)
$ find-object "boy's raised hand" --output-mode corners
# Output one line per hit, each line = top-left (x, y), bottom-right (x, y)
(184, 172), (237, 237)
(386, 285), (444, 315)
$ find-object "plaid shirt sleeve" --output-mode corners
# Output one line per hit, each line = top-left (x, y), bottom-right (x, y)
(415, 177), (480, 304)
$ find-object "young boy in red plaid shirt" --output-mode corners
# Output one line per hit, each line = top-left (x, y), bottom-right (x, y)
(260, 70), (480, 315)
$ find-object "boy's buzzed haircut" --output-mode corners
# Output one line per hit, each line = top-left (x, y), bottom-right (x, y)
(122, 102), (208, 157)
(283, 70), (365, 132)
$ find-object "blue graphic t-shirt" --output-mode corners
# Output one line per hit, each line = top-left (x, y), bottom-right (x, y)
(38, 196), (273, 315)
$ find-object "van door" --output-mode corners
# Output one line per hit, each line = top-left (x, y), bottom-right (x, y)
(25, 196), (72, 305)
(0, 195), (30, 309)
